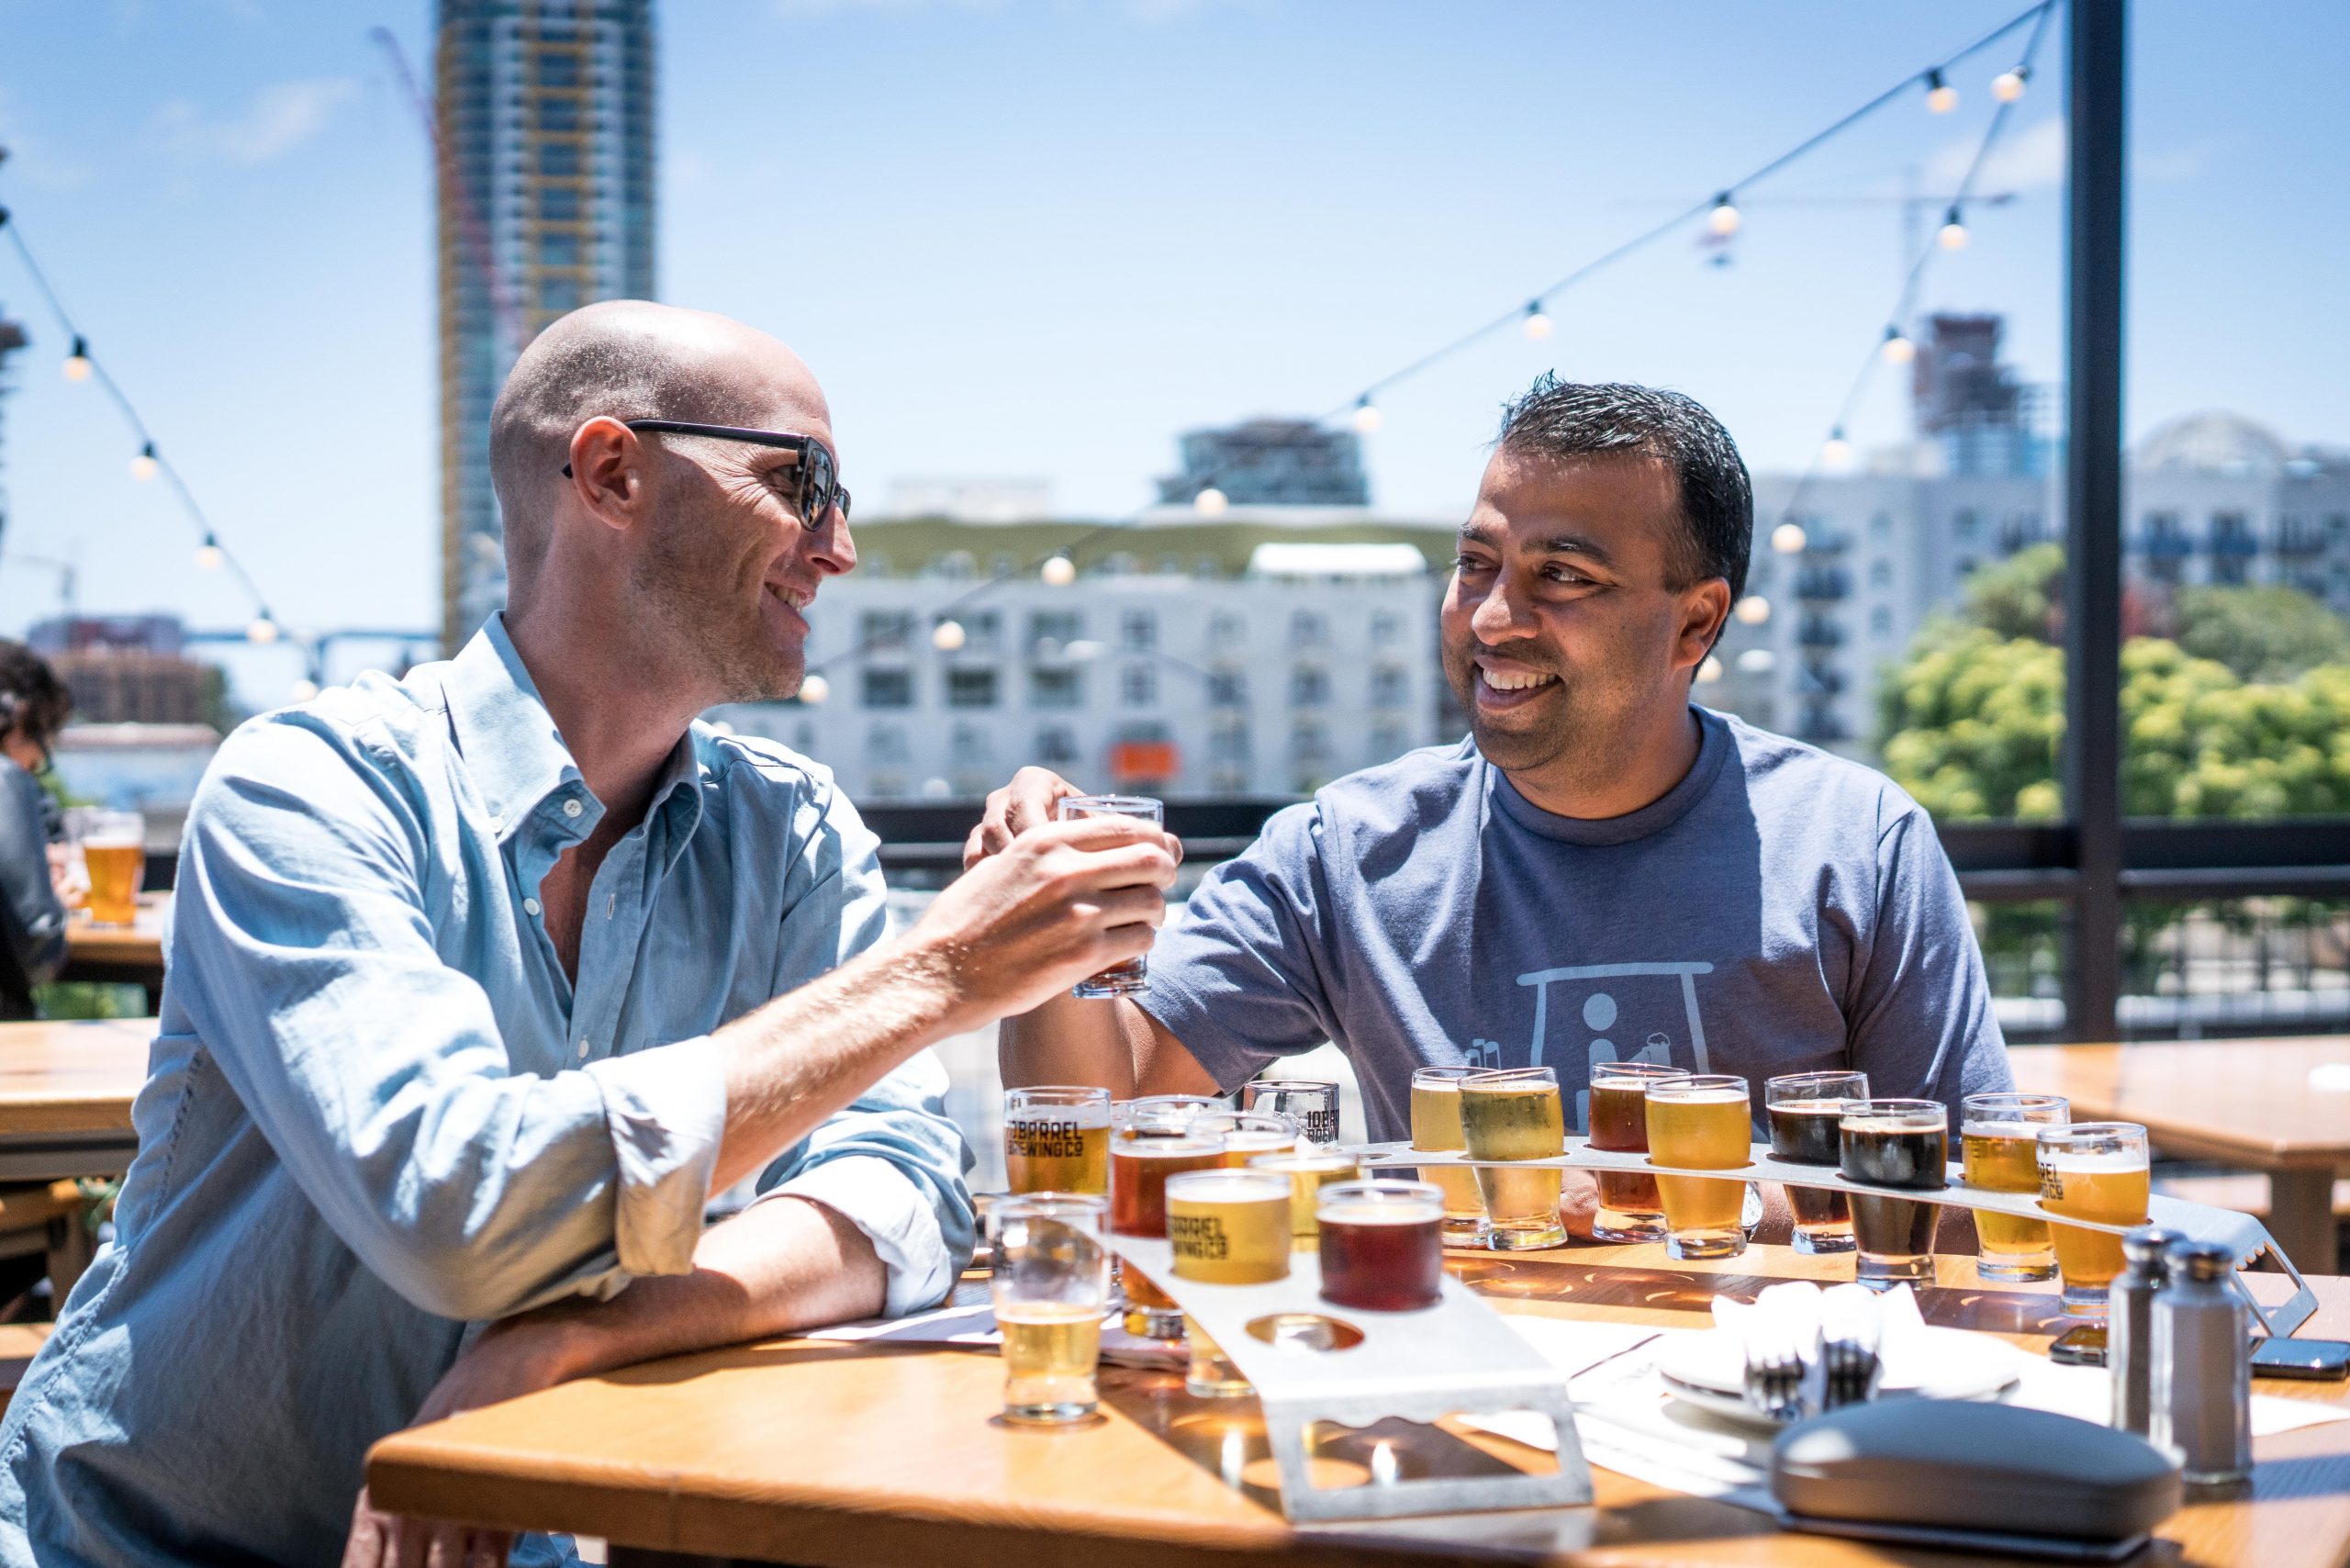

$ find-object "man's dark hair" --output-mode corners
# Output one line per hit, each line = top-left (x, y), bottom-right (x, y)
(1495, 374), (1753, 602)
(0, 641), (71, 755)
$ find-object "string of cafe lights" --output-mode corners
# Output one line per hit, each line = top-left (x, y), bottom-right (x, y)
(795, 0), (2058, 703)
(0, 211), (292, 653)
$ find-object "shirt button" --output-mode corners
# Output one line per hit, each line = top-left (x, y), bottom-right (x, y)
(523, 897), (542, 916)
(563, 799), (584, 818)
(576, 1039), (591, 1059)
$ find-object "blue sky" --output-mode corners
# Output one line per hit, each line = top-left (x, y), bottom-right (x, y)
(0, 0), (2344, 700)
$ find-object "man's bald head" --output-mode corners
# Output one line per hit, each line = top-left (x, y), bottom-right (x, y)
(488, 300), (828, 596)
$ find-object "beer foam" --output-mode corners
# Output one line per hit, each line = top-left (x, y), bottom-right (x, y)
(2038, 1149), (2148, 1173)
(1651, 1088), (1749, 1105)
(1962, 1121), (2043, 1139)
(1012, 1105), (1111, 1128)
(1164, 1170), (1287, 1203)
(1319, 1201), (1440, 1225)
(1841, 1113), (1943, 1133)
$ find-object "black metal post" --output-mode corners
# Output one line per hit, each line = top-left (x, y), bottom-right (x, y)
(2064, 0), (2127, 1041)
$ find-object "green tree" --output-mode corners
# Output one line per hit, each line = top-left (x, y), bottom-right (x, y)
(2172, 584), (2350, 682)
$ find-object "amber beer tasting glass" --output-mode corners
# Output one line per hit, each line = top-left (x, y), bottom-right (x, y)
(1003, 1086), (1113, 1195)
(1247, 1147), (1362, 1251)
(1763, 1070), (1867, 1255)
(989, 1193), (1111, 1425)
(1839, 1098), (1948, 1290)
(1587, 1061), (1690, 1243)
(1167, 1168), (1292, 1397)
(1109, 1107), (1225, 1338)
(73, 809), (145, 928)
(2037, 1121), (2151, 1318)
(1055, 794), (1164, 997)
(1409, 1065), (1489, 1247)
(1645, 1075), (1754, 1260)
(1963, 1092), (2068, 1282)
(1458, 1067), (1567, 1250)
(1317, 1180), (1446, 1312)
(1240, 1079), (1340, 1146)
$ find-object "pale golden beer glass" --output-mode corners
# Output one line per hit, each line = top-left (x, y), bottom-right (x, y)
(989, 1193), (1111, 1425)
(1187, 1108), (1301, 1163)
(1962, 1092), (2067, 1282)
(1004, 1086), (1113, 1195)
(1409, 1065), (1489, 1247)
(1246, 1148), (1362, 1252)
(1645, 1074), (1754, 1260)
(2037, 1121), (2150, 1318)
(1588, 1061), (1691, 1244)
(73, 810), (145, 928)
(1167, 1168), (1292, 1397)
(1458, 1067), (1566, 1250)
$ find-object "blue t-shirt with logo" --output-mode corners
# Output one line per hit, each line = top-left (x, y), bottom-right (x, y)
(1138, 708), (2011, 1141)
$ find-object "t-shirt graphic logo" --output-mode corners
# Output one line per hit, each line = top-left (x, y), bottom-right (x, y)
(1516, 962), (1715, 1131)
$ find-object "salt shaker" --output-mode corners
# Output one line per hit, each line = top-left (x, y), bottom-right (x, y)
(2109, 1225), (2182, 1435)
(2150, 1239), (2252, 1485)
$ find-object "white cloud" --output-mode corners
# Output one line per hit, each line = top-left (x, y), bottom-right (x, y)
(151, 76), (358, 166)
(0, 87), (95, 189)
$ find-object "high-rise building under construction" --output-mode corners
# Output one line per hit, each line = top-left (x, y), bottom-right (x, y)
(433, 0), (655, 653)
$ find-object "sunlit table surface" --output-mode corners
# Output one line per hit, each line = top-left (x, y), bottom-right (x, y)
(0, 1017), (150, 1182)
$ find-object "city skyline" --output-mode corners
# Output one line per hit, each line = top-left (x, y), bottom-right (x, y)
(0, 0), (2344, 705)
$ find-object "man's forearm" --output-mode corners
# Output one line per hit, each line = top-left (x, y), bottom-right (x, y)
(999, 991), (1147, 1097)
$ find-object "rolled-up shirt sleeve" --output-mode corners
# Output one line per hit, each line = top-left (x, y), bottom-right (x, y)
(171, 714), (714, 1322)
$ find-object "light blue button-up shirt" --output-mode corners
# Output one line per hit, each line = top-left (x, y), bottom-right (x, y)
(0, 620), (973, 1567)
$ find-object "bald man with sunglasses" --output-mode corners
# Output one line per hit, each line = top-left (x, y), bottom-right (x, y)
(0, 302), (1178, 1568)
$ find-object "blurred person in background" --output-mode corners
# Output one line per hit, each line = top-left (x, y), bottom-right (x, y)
(0, 641), (72, 1025)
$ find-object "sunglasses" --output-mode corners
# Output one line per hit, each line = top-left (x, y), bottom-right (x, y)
(563, 419), (851, 532)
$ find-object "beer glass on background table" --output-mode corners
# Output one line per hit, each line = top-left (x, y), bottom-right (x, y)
(1963, 1092), (2069, 1282)
(1839, 1099), (1949, 1290)
(1109, 1106), (1226, 1338)
(1188, 1109), (1300, 1164)
(1003, 1086), (1113, 1195)
(989, 1193), (1111, 1425)
(1055, 794), (1164, 997)
(1166, 1168), (1292, 1397)
(1246, 1147), (1361, 1251)
(2037, 1121), (2151, 1318)
(1408, 1066), (1490, 1248)
(1458, 1067), (1567, 1250)
(1239, 1079), (1340, 1146)
(1588, 1061), (1691, 1243)
(1763, 1070), (1867, 1255)
(71, 809), (145, 928)
(1317, 1180), (1446, 1312)
(1645, 1074), (1754, 1260)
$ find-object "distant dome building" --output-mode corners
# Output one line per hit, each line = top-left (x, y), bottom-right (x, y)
(2133, 411), (2290, 476)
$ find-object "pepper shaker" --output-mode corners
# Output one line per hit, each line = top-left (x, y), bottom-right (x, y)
(2150, 1239), (2252, 1486)
(2109, 1225), (2182, 1435)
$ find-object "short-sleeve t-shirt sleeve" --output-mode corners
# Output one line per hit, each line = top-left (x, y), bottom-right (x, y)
(1135, 801), (1345, 1092)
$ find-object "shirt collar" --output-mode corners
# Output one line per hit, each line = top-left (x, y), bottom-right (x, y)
(1485, 704), (1729, 846)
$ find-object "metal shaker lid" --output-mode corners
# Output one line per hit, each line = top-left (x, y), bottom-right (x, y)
(2165, 1238), (2234, 1282)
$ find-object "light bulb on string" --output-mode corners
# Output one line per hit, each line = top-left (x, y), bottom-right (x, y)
(129, 442), (159, 482)
(1522, 301), (1552, 342)
(290, 678), (319, 703)
(247, 615), (281, 645)
(1735, 594), (1772, 626)
(1696, 655), (1725, 685)
(1937, 206), (1968, 250)
(931, 618), (966, 653)
(1771, 521), (1808, 554)
(1991, 65), (2029, 103)
(797, 673), (831, 706)
(1350, 397), (1381, 435)
(1924, 68), (1957, 113)
(62, 336), (92, 382)
(1193, 486), (1228, 518)
(1040, 554), (1076, 587)
(1708, 192), (1740, 237)
(1880, 324), (1916, 365)
(196, 535), (224, 571)
(1821, 427), (1853, 467)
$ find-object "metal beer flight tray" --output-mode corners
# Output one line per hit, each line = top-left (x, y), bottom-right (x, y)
(1113, 1237), (1590, 1524)
(1360, 1137), (2321, 1338)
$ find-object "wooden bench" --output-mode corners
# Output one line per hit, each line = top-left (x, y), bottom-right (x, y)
(0, 1323), (53, 1417)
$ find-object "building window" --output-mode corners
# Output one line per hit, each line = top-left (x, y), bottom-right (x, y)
(1035, 725), (1079, 765)
(539, 142), (581, 177)
(1290, 610), (1329, 647)
(1207, 669), (1248, 707)
(538, 231), (580, 267)
(1370, 610), (1403, 646)
(1209, 611), (1246, 650)
(946, 668), (998, 709)
(1122, 665), (1156, 707)
(1870, 607), (1894, 638)
(534, 50), (580, 86)
(539, 186), (581, 222)
(791, 722), (816, 755)
(951, 724), (990, 768)
(1371, 721), (1406, 759)
(1291, 718), (1330, 761)
(860, 610), (914, 651)
(538, 97), (582, 133)
(1290, 666), (1330, 707)
(537, 278), (580, 312)
(959, 610), (1001, 651)
(861, 668), (913, 710)
(1031, 667), (1081, 710)
(1869, 559), (1893, 589)
(1371, 666), (1406, 708)
(2211, 554), (2248, 587)
(1029, 610), (1083, 655)
(867, 724), (908, 765)
(1870, 511), (1894, 539)
(1952, 509), (1981, 543)
(1120, 610), (1157, 653)
(1210, 722), (1251, 763)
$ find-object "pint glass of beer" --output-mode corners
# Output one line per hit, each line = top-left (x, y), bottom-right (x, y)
(1459, 1067), (1567, 1250)
(1645, 1074), (1754, 1260)
(1409, 1065), (1489, 1248)
(73, 809), (145, 928)
(1588, 1061), (1691, 1243)
(1839, 1098), (1949, 1291)
(989, 1193), (1111, 1425)
(1004, 1086), (1113, 1195)
(1763, 1070), (1868, 1255)
(2037, 1121), (2150, 1318)
(1962, 1092), (2068, 1282)
(1055, 794), (1164, 997)
(1167, 1168), (1292, 1397)
(1110, 1109), (1225, 1338)
(1239, 1079), (1340, 1146)
(1317, 1180), (1446, 1312)
(1246, 1147), (1362, 1251)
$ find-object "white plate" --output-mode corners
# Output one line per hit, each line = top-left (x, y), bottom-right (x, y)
(1653, 1324), (2025, 1407)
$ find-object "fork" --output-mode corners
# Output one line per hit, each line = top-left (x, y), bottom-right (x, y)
(1743, 1338), (1809, 1425)
(1817, 1335), (1883, 1411)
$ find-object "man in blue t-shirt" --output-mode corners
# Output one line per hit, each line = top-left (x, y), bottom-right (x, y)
(980, 375), (2010, 1235)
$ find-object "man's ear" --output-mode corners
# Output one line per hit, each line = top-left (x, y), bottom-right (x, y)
(565, 417), (645, 532)
(1680, 578), (1734, 669)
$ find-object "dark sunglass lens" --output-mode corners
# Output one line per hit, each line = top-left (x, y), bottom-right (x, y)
(802, 445), (837, 529)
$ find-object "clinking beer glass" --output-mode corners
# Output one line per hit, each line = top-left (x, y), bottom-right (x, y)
(1056, 794), (1163, 997)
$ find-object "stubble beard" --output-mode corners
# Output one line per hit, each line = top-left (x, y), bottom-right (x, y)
(632, 525), (802, 707)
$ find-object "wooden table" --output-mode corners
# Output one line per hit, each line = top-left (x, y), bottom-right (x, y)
(59, 896), (168, 1010)
(369, 1246), (2350, 1568)
(0, 1018), (149, 1182)
(2012, 1039), (2350, 1270)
